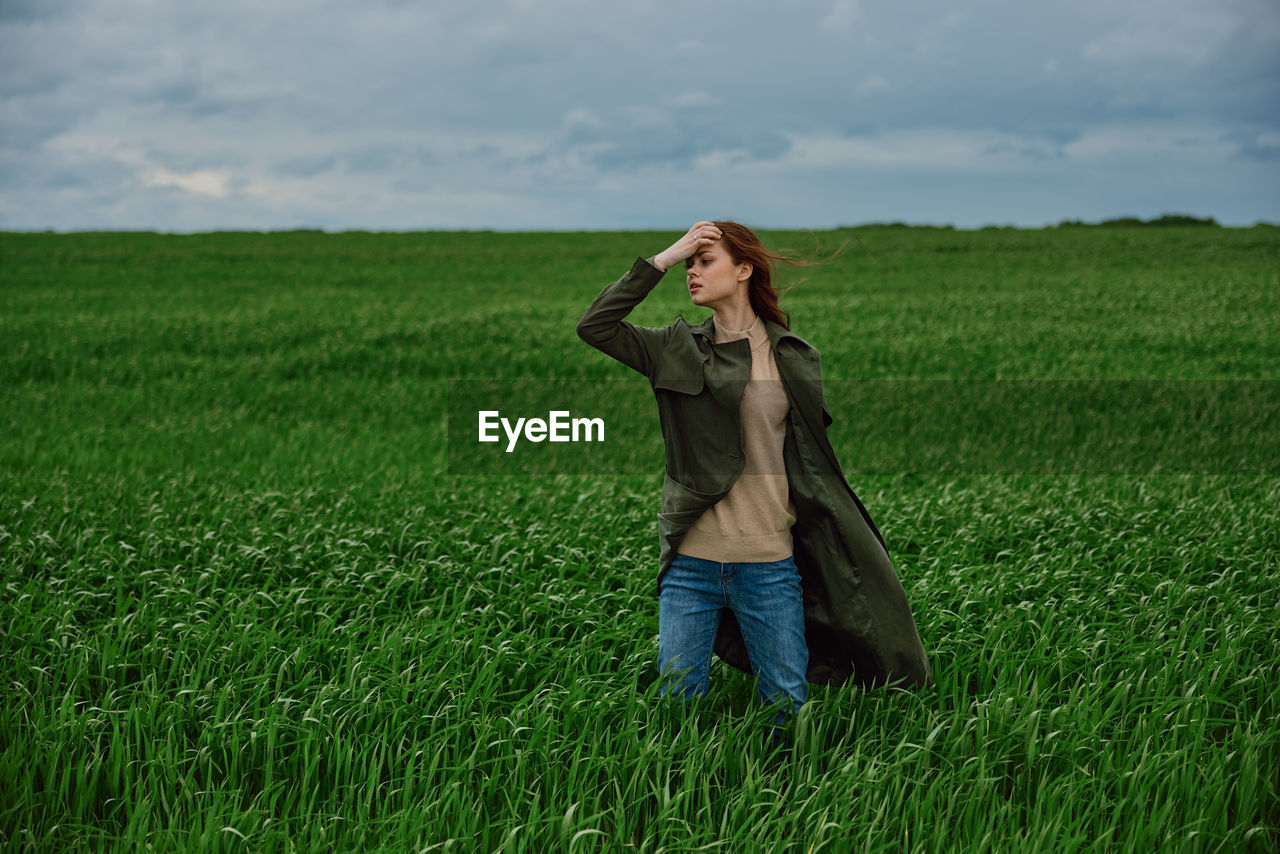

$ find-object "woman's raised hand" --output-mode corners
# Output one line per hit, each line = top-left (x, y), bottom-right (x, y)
(653, 222), (723, 272)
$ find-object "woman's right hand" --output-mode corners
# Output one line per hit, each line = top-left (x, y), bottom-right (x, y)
(653, 221), (723, 272)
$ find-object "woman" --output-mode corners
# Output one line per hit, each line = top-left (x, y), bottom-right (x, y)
(576, 221), (933, 730)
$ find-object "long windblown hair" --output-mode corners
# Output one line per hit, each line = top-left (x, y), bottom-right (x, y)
(712, 221), (838, 331)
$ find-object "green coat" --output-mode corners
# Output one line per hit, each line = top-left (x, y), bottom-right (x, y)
(577, 257), (933, 690)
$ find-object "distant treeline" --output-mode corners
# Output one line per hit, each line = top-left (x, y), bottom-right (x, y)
(844, 214), (1274, 231)
(1053, 214), (1221, 228)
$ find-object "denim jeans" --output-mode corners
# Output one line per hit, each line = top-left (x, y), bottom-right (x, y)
(657, 552), (808, 726)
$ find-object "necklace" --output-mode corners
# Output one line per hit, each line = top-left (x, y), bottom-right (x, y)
(714, 314), (760, 335)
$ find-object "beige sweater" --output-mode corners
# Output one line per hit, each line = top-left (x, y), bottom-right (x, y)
(677, 314), (797, 563)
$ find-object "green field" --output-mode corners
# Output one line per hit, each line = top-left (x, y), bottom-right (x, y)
(2, 226), (1278, 851)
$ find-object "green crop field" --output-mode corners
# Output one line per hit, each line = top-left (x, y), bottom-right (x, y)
(2, 226), (1278, 852)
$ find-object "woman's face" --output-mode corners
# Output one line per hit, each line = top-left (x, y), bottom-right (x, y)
(685, 241), (751, 308)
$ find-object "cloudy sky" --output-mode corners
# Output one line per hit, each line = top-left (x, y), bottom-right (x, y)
(2, 0), (1278, 231)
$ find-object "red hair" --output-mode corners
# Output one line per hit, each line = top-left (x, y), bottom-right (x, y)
(712, 221), (837, 331)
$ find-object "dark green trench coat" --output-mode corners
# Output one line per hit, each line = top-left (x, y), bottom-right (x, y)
(576, 257), (934, 690)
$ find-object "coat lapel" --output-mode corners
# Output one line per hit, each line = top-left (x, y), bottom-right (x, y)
(763, 321), (828, 435)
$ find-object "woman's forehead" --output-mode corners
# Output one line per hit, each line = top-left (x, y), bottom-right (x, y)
(687, 245), (722, 264)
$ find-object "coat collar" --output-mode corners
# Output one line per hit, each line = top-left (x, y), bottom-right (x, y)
(687, 313), (817, 356)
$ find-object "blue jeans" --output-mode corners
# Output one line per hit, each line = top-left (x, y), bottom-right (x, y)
(657, 553), (808, 725)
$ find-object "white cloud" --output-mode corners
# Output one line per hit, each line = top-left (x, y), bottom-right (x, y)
(562, 108), (601, 131)
(725, 122), (1245, 179)
(821, 0), (863, 34)
(671, 90), (719, 109)
(1082, 3), (1241, 66)
(141, 166), (232, 198)
(913, 11), (965, 59)
(855, 74), (890, 96)
(1061, 123), (1236, 160)
(766, 128), (1053, 173)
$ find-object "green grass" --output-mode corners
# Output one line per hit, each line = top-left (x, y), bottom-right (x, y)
(2, 227), (1278, 852)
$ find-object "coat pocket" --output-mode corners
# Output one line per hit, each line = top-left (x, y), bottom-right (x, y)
(651, 327), (708, 395)
(652, 373), (704, 395)
(660, 471), (722, 516)
(657, 474), (719, 560)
